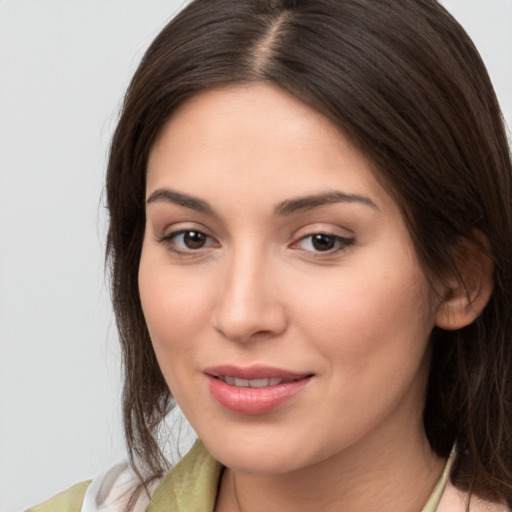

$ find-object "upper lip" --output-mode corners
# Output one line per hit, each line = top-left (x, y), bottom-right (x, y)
(204, 365), (313, 381)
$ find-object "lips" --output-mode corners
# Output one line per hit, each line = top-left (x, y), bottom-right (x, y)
(205, 365), (313, 414)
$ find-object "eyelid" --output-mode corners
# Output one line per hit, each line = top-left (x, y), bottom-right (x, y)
(292, 220), (355, 236)
(289, 223), (356, 254)
(158, 221), (214, 240)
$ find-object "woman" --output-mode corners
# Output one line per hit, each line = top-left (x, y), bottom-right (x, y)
(29, 0), (512, 511)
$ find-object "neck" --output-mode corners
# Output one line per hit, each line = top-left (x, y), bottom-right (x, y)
(215, 416), (446, 512)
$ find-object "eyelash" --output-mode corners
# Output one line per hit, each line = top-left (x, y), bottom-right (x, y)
(292, 233), (355, 254)
(156, 229), (218, 256)
(157, 229), (355, 257)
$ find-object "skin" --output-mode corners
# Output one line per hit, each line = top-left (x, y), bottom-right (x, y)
(139, 83), (448, 512)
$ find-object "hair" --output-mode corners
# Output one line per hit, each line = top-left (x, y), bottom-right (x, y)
(105, 0), (512, 506)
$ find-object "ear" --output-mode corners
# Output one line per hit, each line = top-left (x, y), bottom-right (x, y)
(435, 233), (494, 331)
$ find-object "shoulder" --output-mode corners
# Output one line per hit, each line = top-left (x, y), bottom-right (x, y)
(25, 480), (92, 512)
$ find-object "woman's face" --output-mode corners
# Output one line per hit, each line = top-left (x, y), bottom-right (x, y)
(139, 84), (442, 474)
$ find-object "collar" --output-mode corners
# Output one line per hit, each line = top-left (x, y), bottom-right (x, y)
(147, 439), (222, 512)
(421, 448), (455, 512)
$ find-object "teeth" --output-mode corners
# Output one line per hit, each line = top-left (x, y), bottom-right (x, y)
(248, 378), (270, 388)
(219, 376), (284, 387)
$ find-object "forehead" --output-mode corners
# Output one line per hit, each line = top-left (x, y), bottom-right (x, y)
(146, 83), (396, 216)
(149, 83), (345, 164)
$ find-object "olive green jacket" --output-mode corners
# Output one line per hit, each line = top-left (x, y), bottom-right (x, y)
(27, 440), (452, 512)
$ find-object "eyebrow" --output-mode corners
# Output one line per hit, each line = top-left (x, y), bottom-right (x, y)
(274, 191), (378, 216)
(146, 188), (378, 217)
(146, 188), (218, 217)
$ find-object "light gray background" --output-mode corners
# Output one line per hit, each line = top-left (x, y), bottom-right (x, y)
(0, 1), (511, 511)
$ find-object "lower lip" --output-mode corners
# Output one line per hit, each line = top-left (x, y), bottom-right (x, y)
(207, 376), (311, 415)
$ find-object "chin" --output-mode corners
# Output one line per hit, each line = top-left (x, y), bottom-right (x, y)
(212, 445), (303, 474)
(197, 425), (328, 475)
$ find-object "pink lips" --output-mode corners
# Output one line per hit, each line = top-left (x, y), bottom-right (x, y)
(205, 365), (313, 415)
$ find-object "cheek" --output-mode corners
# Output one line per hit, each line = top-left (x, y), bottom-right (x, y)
(138, 252), (214, 408)
(138, 245), (212, 356)
(292, 253), (436, 374)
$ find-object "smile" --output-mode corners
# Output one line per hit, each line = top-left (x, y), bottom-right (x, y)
(215, 376), (294, 387)
(205, 366), (313, 414)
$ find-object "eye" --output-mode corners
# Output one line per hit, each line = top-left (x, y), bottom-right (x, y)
(293, 233), (354, 253)
(178, 230), (209, 249)
(157, 229), (217, 254)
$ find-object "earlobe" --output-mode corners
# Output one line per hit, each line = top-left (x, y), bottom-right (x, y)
(435, 235), (494, 331)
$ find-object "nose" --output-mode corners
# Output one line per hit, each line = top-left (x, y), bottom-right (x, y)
(213, 247), (288, 343)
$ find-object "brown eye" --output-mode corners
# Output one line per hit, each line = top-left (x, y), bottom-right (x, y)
(311, 234), (336, 251)
(183, 230), (207, 249)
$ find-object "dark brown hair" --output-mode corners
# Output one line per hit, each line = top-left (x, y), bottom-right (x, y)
(105, 0), (512, 505)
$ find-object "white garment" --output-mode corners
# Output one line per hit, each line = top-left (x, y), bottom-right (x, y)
(80, 462), (157, 512)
